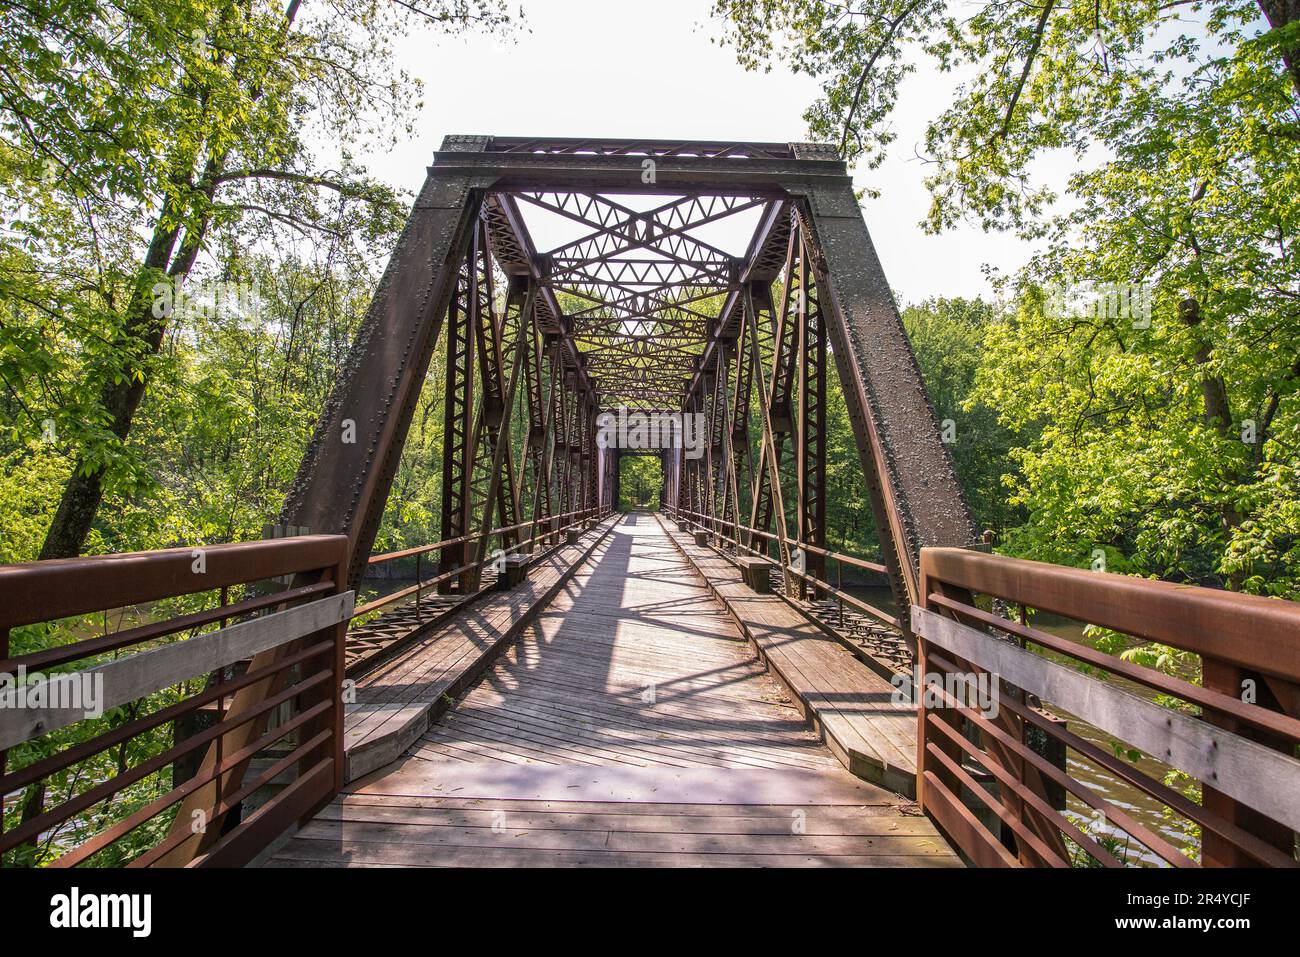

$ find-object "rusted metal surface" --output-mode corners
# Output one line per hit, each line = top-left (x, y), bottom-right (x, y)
(279, 152), (486, 590)
(276, 135), (964, 631)
(0, 538), (348, 868)
(915, 546), (1300, 868)
(0, 536), (345, 631)
(797, 185), (975, 612)
(923, 546), (1300, 680)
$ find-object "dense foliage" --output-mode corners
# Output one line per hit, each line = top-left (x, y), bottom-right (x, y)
(0, 0), (513, 562)
(715, 0), (1300, 597)
(618, 455), (664, 509)
(0, 0), (514, 864)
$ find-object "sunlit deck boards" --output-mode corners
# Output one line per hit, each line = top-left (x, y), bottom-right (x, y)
(270, 514), (958, 867)
(416, 514), (840, 771)
(340, 517), (618, 781)
(656, 514), (920, 797)
(267, 764), (958, 867)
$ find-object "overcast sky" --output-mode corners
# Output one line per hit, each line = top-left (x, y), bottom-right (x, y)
(355, 0), (1047, 306)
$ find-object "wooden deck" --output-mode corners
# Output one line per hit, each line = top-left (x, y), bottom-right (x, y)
(267, 513), (958, 867)
(656, 514), (920, 796)
(340, 516), (619, 781)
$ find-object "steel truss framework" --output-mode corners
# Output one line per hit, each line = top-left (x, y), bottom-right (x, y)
(280, 136), (974, 628)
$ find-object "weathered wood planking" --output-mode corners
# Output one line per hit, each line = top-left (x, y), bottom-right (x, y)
(417, 516), (837, 771)
(268, 515), (958, 868)
(656, 514), (919, 796)
(341, 517), (619, 780)
(269, 763), (959, 868)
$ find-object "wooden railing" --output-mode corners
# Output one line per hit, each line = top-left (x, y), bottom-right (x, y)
(664, 505), (897, 630)
(0, 535), (352, 867)
(914, 547), (1300, 868)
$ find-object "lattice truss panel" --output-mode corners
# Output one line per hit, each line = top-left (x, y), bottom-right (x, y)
(499, 191), (766, 410)
(486, 191), (832, 600)
(283, 137), (973, 622)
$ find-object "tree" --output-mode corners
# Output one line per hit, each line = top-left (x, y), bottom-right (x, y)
(902, 296), (1027, 536)
(714, 0), (1300, 594)
(0, 0), (516, 559)
(619, 455), (664, 510)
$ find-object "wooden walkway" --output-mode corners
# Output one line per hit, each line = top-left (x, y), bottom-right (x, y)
(267, 514), (958, 867)
(340, 517), (618, 781)
(657, 515), (919, 796)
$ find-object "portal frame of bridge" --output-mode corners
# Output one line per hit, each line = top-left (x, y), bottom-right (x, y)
(279, 135), (974, 635)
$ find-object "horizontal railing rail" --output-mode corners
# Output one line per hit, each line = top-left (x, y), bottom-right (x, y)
(913, 547), (1300, 868)
(0, 535), (351, 868)
(351, 506), (610, 623)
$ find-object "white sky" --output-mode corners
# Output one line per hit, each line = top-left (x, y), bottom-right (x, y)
(357, 0), (1054, 306)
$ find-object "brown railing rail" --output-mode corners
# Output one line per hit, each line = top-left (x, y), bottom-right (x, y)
(0, 535), (352, 868)
(914, 547), (1300, 868)
(355, 506), (605, 621)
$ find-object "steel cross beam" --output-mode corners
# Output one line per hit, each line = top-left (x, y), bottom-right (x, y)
(280, 135), (973, 626)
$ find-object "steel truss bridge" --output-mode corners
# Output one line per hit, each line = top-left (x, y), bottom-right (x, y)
(2, 138), (1298, 869)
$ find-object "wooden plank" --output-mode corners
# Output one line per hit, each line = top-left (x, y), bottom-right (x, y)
(913, 605), (1300, 835)
(437, 689), (839, 770)
(412, 520), (838, 773)
(655, 515), (918, 795)
(334, 794), (912, 817)
(314, 802), (943, 835)
(270, 838), (960, 868)
(341, 517), (618, 780)
(0, 592), (354, 751)
(920, 770), (1018, 868)
(345, 759), (896, 806)
(291, 817), (953, 856)
(921, 547), (1300, 681)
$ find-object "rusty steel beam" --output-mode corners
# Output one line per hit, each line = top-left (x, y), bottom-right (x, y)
(791, 149), (975, 613)
(794, 229), (827, 594)
(279, 141), (487, 588)
(438, 242), (478, 593)
(280, 133), (967, 639)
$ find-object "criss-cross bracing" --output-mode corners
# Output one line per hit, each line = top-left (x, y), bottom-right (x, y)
(280, 136), (975, 626)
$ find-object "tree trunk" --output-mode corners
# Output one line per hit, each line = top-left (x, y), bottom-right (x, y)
(37, 219), (182, 560)
(36, 2), (300, 560)
(1258, 0), (1300, 96)
(1180, 298), (1248, 588)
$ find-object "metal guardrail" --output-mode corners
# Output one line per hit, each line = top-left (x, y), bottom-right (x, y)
(355, 506), (605, 620)
(914, 547), (1300, 868)
(0, 536), (351, 867)
(664, 505), (897, 630)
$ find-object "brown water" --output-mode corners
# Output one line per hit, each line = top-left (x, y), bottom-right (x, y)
(843, 585), (1196, 866)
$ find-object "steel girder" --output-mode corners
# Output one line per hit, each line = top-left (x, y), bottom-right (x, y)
(281, 135), (973, 625)
(279, 141), (486, 590)
(438, 240), (477, 592)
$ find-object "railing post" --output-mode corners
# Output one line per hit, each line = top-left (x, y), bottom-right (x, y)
(917, 552), (1067, 865)
(415, 551), (422, 620)
(330, 551), (348, 793)
(914, 563), (936, 812)
(1200, 656), (1297, 866)
(297, 545), (351, 813)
